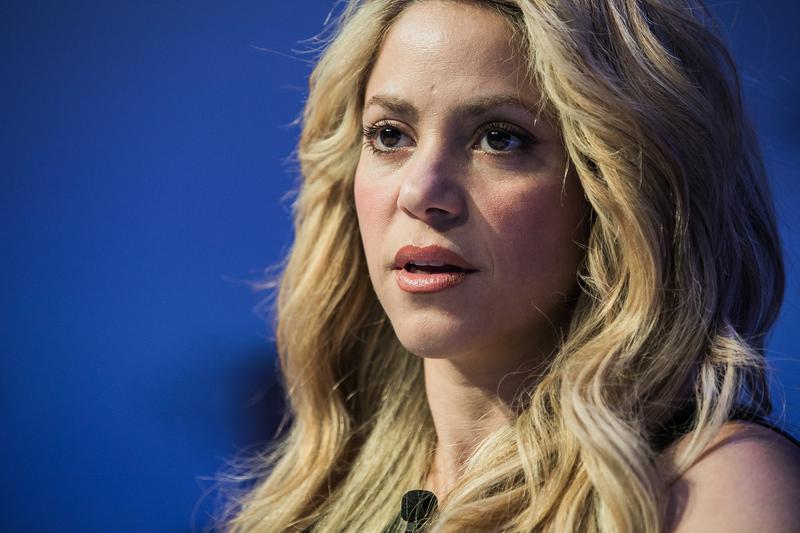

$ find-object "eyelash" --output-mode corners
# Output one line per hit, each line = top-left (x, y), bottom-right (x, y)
(361, 120), (535, 157)
(361, 121), (403, 156)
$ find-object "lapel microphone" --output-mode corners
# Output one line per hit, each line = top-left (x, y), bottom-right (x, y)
(400, 490), (438, 532)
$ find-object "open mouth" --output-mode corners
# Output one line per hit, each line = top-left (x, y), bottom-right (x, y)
(402, 262), (467, 274)
(392, 245), (478, 293)
(394, 261), (477, 293)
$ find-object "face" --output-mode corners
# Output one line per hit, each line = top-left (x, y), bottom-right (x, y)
(354, 0), (587, 365)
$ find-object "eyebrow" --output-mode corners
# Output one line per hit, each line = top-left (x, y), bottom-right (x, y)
(363, 93), (544, 123)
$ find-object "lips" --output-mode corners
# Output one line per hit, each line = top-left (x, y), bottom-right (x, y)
(393, 245), (477, 271)
(392, 245), (478, 293)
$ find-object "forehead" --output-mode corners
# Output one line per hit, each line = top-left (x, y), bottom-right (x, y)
(364, 0), (534, 106)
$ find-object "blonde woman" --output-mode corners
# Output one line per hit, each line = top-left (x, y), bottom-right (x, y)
(221, 0), (800, 531)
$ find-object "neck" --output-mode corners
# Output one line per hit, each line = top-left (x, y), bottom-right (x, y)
(421, 343), (553, 498)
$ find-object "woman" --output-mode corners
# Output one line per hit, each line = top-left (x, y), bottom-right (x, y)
(222, 0), (800, 531)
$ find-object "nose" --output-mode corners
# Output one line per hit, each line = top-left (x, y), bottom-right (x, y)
(396, 144), (467, 230)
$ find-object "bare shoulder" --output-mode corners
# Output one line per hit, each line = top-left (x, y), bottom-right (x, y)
(666, 420), (800, 533)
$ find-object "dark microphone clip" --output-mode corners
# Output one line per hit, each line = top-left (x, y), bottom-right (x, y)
(400, 490), (438, 532)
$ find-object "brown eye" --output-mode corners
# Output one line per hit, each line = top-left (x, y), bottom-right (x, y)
(481, 130), (522, 152)
(363, 123), (413, 154)
(377, 126), (403, 149)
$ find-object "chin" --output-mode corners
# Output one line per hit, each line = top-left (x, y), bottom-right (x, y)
(388, 313), (482, 359)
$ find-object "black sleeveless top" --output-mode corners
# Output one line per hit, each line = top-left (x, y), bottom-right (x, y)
(650, 402), (800, 452)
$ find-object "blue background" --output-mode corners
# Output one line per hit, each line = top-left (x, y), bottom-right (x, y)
(2, 1), (798, 531)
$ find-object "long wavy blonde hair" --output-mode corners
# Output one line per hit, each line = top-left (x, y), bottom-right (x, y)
(220, 0), (784, 531)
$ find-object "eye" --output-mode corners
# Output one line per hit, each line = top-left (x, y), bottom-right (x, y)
(377, 126), (404, 148)
(474, 122), (532, 155)
(482, 130), (521, 152)
(362, 122), (414, 154)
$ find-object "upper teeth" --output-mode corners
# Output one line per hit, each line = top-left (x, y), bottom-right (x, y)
(410, 261), (446, 267)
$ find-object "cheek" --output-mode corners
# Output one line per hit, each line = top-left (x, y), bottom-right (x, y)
(354, 168), (394, 269)
(486, 180), (586, 291)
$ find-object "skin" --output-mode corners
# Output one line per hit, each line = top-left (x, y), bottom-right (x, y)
(354, 0), (800, 529)
(665, 421), (800, 532)
(354, 0), (587, 497)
